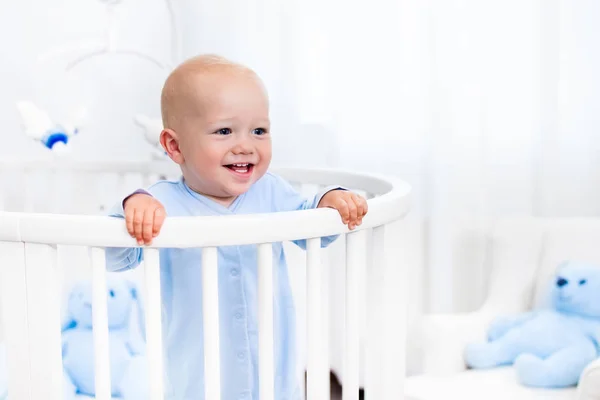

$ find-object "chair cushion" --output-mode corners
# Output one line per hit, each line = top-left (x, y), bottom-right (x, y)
(404, 367), (577, 400)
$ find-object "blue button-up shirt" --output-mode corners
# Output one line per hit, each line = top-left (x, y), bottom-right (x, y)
(105, 172), (340, 400)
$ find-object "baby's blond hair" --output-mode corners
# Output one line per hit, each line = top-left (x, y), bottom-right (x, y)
(160, 54), (262, 130)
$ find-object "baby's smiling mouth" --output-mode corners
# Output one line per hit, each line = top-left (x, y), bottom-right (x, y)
(224, 163), (254, 174)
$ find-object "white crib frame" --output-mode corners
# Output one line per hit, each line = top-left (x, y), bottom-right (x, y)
(0, 161), (411, 400)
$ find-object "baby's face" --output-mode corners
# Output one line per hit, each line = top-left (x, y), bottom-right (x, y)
(176, 71), (271, 205)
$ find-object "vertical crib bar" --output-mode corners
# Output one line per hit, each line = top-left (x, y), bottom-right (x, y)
(306, 237), (328, 399)
(321, 239), (331, 393)
(344, 230), (367, 400)
(144, 248), (165, 400)
(257, 243), (274, 400)
(0, 242), (32, 399)
(202, 247), (221, 400)
(365, 226), (385, 400)
(90, 247), (112, 399)
(381, 221), (406, 399)
(24, 243), (64, 400)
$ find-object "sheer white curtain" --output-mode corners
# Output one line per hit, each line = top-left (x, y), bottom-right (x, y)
(179, 0), (600, 314)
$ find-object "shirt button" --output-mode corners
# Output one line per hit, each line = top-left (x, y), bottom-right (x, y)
(235, 312), (243, 320)
(230, 268), (239, 276)
(237, 352), (245, 360)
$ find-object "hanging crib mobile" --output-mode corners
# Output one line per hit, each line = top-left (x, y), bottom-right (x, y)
(15, 0), (178, 157)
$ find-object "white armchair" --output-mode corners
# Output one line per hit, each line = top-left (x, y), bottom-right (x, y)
(404, 217), (600, 400)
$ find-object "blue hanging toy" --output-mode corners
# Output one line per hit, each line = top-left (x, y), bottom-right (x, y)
(16, 101), (85, 153)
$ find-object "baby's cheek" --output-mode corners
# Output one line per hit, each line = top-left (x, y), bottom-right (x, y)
(193, 151), (219, 172)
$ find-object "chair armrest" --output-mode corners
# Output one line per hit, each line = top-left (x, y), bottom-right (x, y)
(577, 357), (600, 400)
(420, 309), (497, 375)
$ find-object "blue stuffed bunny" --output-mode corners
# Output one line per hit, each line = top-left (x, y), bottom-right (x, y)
(464, 261), (600, 388)
(62, 277), (149, 399)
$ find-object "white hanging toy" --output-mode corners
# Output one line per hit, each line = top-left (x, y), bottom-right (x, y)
(133, 114), (166, 159)
(16, 101), (86, 153)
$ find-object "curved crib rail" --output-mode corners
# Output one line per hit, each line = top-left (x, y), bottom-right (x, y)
(0, 165), (411, 400)
(0, 168), (409, 247)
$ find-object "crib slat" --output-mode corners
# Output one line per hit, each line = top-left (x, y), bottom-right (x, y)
(381, 221), (406, 399)
(365, 226), (385, 399)
(202, 247), (221, 400)
(0, 242), (32, 399)
(144, 248), (165, 400)
(306, 237), (328, 399)
(90, 247), (112, 399)
(344, 230), (367, 400)
(24, 243), (64, 400)
(257, 243), (274, 400)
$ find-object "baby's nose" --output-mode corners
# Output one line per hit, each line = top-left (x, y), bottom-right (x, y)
(232, 147), (253, 155)
(556, 277), (568, 288)
(232, 141), (254, 154)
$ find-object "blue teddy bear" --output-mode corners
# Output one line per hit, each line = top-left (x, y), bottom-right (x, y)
(464, 261), (600, 388)
(62, 277), (149, 399)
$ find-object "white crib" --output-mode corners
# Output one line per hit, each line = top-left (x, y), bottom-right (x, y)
(0, 160), (411, 400)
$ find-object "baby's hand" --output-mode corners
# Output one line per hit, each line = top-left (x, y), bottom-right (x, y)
(123, 193), (166, 245)
(318, 190), (368, 230)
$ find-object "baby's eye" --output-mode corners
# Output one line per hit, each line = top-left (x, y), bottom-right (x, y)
(109, 290), (115, 297)
(579, 279), (587, 285)
(253, 128), (267, 135)
(215, 128), (232, 135)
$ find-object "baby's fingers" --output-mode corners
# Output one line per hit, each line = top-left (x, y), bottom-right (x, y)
(347, 198), (358, 230)
(354, 195), (368, 224)
(133, 209), (145, 245)
(153, 207), (166, 237)
(125, 206), (135, 237)
(336, 198), (350, 225)
(142, 210), (155, 245)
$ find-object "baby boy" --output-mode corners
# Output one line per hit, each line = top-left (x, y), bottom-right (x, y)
(106, 54), (367, 400)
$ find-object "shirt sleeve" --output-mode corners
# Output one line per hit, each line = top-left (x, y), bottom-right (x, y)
(270, 173), (347, 249)
(104, 189), (151, 272)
